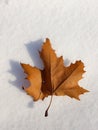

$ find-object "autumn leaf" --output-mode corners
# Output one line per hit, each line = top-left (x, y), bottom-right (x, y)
(21, 38), (89, 116)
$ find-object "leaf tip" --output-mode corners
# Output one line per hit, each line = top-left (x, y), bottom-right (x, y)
(22, 86), (25, 90)
(85, 89), (90, 93)
(20, 62), (24, 68)
(46, 38), (50, 42)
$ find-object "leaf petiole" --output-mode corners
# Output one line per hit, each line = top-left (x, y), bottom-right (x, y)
(45, 95), (53, 117)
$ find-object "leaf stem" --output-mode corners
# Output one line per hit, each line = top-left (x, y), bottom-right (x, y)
(45, 95), (53, 117)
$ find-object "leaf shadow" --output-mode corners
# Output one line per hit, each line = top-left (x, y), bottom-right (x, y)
(8, 60), (26, 92)
(8, 39), (44, 108)
(9, 39), (71, 108)
(25, 39), (44, 69)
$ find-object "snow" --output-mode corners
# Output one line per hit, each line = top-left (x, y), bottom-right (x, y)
(0, 0), (98, 129)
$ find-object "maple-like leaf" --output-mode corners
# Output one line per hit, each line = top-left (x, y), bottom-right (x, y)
(21, 38), (89, 116)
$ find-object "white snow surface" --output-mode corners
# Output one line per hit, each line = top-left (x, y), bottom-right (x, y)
(0, 0), (98, 130)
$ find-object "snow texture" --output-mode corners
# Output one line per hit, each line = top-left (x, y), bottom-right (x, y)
(0, 0), (98, 130)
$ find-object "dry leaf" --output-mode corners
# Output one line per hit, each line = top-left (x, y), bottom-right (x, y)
(21, 38), (89, 116)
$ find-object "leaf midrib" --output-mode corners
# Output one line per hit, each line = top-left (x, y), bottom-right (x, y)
(53, 63), (81, 93)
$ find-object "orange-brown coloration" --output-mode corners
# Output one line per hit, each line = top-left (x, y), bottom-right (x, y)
(21, 38), (89, 116)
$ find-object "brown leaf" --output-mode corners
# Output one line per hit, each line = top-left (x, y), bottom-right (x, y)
(21, 38), (89, 116)
(20, 64), (42, 101)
